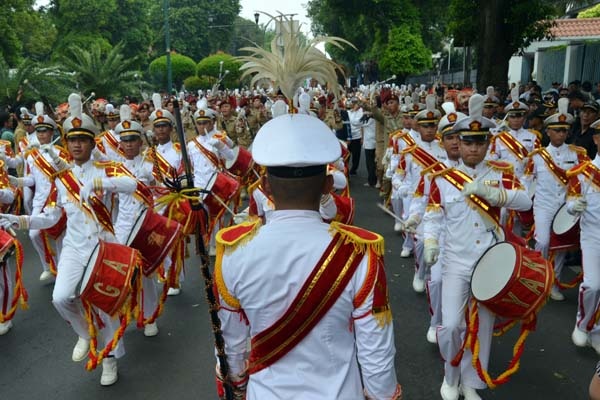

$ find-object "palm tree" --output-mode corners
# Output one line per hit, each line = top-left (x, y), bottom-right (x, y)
(59, 42), (142, 100)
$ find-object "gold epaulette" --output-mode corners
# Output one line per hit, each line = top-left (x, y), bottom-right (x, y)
(329, 221), (384, 257)
(390, 129), (404, 138)
(247, 178), (262, 197)
(173, 142), (181, 151)
(566, 161), (590, 178)
(568, 144), (588, 156)
(486, 160), (514, 172)
(528, 129), (542, 141)
(216, 219), (262, 252)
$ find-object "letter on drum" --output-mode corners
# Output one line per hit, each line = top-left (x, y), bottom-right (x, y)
(103, 259), (129, 276)
(94, 282), (121, 298)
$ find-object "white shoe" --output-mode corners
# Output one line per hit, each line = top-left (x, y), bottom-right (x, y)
(459, 384), (482, 400)
(375, 182), (381, 189)
(72, 337), (90, 362)
(572, 326), (589, 347)
(100, 357), (118, 386)
(426, 326), (437, 344)
(39, 270), (53, 281)
(440, 378), (459, 400)
(0, 320), (13, 335)
(209, 246), (217, 256)
(144, 322), (158, 337)
(400, 248), (411, 258)
(167, 287), (181, 296)
(550, 286), (565, 301)
(394, 221), (403, 232)
(412, 274), (425, 293)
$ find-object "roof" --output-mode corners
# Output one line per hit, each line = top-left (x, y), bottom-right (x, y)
(550, 18), (600, 38)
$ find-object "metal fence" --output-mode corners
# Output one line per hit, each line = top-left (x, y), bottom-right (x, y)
(406, 69), (477, 86)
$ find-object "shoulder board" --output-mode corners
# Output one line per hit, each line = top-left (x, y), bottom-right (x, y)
(528, 129), (542, 140)
(216, 219), (262, 250)
(566, 161), (591, 178)
(568, 144), (588, 155)
(329, 221), (384, 256)
(486, 160), (514, 171)
(247, 178), (262, 196)
(401, 144), (417, 155)
(391, 129), (404, 138)
(173, 143), (181, 151)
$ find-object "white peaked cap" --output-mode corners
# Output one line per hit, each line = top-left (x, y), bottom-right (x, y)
(252, 114), (341, 168)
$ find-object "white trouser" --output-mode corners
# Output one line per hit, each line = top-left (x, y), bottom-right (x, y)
(414, 235), (425, 280)
(439, 272), (494, 389)
(391, 197), (403, 219)
(534, 207), (566, 283)
(52, 246), (125, 358)
(23, 187), (33, 215)
(1, 260), (13, 317)
(142, 275), (159, 319)
(29, 207), (62, 273)
(427, 259), (442, 329)
(577, 239), (600, 344)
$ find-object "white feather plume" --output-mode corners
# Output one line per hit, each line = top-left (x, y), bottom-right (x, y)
(20, 107), (29, 118)
(152, 93), (162, 111)
(411, 91), (419, 104)
(469, 94), (484, 120)
(425, 94), (436, 112)
(105, 103), (114, 114)
(404, 96), (412, 107)
(486, 86), (494, 98)
(197, 97), (208, 111)
(271, 100), (288, 118)
(558, 97), (569, 116)
(68, 93), (82, 119)
(441, 102), (456, 115)
(510, 87), (519, 102)
(34, 101), (44, 117)
(236, 12), (356, 102)
(120, 105), (131, 122)
(299, 92), (311, 112)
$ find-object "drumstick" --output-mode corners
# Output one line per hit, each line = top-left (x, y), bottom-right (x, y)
(210, 193), (237, 218)
(376, 203), (404, 223)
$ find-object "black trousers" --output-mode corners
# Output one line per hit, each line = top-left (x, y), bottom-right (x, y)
(364, 148), (376, 186)
(348, 139), (362, 174)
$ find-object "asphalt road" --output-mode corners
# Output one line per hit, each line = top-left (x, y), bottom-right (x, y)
(0, 162), (596, 400)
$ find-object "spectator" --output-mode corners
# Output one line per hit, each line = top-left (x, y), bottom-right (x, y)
(567, 100), (599, 159)
(0, 111), (15, 150)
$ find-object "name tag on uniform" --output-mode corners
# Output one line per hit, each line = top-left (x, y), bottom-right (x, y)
(565, 161), (575, 164)
(484, 180), (500, 187)
(523, 139), (532, 142)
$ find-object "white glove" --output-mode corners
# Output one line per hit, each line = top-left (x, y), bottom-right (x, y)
(27, 142), (40, 150)
(233, 210), (249, 224)
(209, 137), (226, 151)
(0, 218), (12, 230)
(91, 147), (107, 161)
(8, 176), (24, 187)
(424, 239), (440, 266)
(0, 213), (28, 230)
(398, 186), (411, 198)
(222, 135), (234, 148)
(462, 181), (506, 207)
(402, 214), (421, 233)
(80, 179), (107, 204)
(40, 144), (59, 160)
(570, 197), (587, 214)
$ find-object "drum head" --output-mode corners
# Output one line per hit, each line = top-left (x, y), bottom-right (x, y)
(225, 146), (240, 169)
(78, 243), (101, 296)
(471, 242), (516, 301)
(552, 204), (578, 236)
(206, 172), (218, 192)
(125, 208), (149, 246)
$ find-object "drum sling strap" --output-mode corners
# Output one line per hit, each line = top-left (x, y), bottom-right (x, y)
(101, 131), (125, 159)
(150, 146), (183, 182)
(402, 144), (439, 170)
(495, 132), (529, 161)
(101, 162), (153, 207)
(192, 138), (222, 169)
(247, 232), (365, 375)
(535, 148), (568, 186)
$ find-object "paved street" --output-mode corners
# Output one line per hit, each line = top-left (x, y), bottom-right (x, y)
(0, 164), (596, 399)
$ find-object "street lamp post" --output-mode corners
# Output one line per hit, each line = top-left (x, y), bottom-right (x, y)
(164, 0), (172, 94)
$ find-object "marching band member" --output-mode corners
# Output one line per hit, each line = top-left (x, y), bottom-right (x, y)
(0, 94), (138, 386)
(96, 104), (124, 161)
(397, 94), (446, 291)
(112, 104), (160, 337)
(567, 119), (600, 353)
(215, 113), (401, 399)
(522, 98), (589, 301)
(0, 181), (17, 335)
(423, 95), (531, 400)
(9, 102), (68, 281)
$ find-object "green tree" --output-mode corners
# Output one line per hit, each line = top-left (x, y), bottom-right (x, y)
(59, 42), (140, 100)
(0, 0), (36, 66)
(149, 53), (197, 91)
(379, 26), (432, 80)
(197, 53), (243, 89)
(578, 3), (600, 17)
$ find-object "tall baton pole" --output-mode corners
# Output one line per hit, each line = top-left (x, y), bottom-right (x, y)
(172, 100), (235, 400)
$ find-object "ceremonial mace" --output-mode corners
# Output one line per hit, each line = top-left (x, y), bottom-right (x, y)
(171, 100), (235, 400)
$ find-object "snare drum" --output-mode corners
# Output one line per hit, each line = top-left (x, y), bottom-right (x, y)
(204, 172), (240, 219)
(471, 242), (553, 320)
(225, 146), (256, 178)
(549, 203), (580, 251)
(331, 193), (355, 225)
(0, 140), (13, 157)
(0, 229), (16, 261)
(79, 240), (139, 317)
(126, 208), (182, 276)
(42, 209), (67, 240)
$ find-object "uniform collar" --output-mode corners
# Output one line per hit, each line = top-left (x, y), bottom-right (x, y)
(269, 209), (323, 224)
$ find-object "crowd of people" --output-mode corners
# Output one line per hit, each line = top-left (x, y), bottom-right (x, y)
(0, 77), (599, 399)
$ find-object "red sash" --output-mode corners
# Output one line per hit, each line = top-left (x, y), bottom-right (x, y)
(496, 132), (529, 161)
(149, 146), (180, 182)
(31, 149), (59, 179)
(100, 131), (125, 158)
(192, 138), (221, 169)
(403, 145), (440, 170)
(56, 170), (115, 234)
(568, 161), (600, 191)
(534, 148), (568, 186)
(248, 232), (365, 374)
